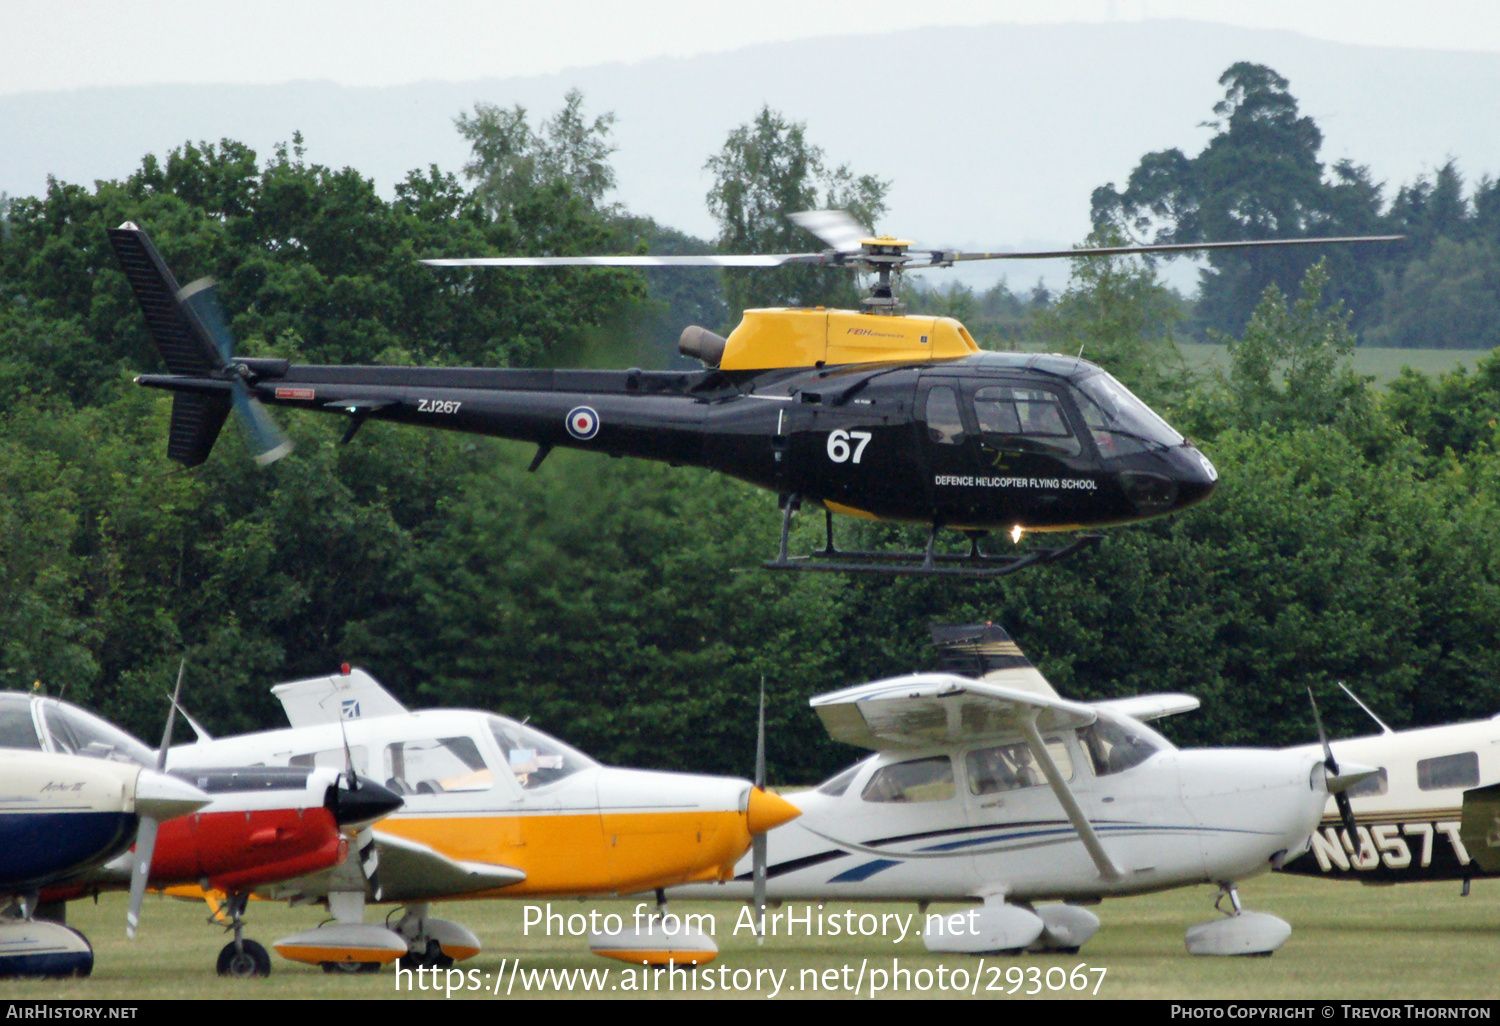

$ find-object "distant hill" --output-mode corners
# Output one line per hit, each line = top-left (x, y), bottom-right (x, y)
(6, 19), (1500, 293)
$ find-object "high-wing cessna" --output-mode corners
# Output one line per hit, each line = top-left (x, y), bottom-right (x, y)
(0, 689), (403, 978)
(1278, 684), (1500, 887)
(110, 218), (1398, 577)
(0, 734), (208, 976)
(675, 625), (1374, 957)
(164, 666), (799, 972)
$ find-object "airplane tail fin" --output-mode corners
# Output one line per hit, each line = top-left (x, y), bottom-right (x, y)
(108, 222), (291, 467)
(929, 622), (1059, 698)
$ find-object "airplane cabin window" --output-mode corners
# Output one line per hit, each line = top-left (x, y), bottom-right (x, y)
(1346, 767), (1388, 798)
(1416, 751), (1479, 791)
(488, 716), (594, 790)
(861, 756), (955, 803)
(1080, 715), (1164, 777)
(816, 763), (863, 797)
(972, 386), (1081, 457)
(967, 738), (1072, 795)
(923, 386), (965, 445)
(383, 736), (493, 795)
(0, 696), (41, 750)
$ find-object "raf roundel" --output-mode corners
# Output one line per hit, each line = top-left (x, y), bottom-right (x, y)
(565, 406), (601, 441)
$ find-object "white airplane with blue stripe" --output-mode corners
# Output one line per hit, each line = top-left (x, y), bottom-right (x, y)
(675, 624), (1373, 957)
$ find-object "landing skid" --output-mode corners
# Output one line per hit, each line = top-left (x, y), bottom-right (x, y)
(764, 502), (1101, 578)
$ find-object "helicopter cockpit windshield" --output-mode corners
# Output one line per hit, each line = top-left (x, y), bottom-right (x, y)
(487, 716), (597, 790)
(38, 698), (156, 766)
(1071, 371), (1183, 458)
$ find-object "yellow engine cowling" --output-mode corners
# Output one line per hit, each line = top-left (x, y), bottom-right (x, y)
(717, 308), (979, 371)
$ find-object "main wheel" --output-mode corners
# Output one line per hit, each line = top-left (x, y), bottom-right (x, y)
(216, 939), (271, 978)
(321, 961), (383, 974)
(405, 939), (453, 970)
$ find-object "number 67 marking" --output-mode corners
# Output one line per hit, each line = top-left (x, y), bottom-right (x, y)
(827, 429), (872, 464)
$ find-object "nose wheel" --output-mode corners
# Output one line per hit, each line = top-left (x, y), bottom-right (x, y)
(1185, 882), (1291, 957)
(213, 892), (270, 978)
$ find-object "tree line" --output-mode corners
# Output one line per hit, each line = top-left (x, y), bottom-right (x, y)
(2, 83), (1500, 786)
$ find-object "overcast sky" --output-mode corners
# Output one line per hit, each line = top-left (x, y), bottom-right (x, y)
(7, 0), (1500, 95)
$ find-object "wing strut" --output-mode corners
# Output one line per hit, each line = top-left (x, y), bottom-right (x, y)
(1019, 712), (1123, 882)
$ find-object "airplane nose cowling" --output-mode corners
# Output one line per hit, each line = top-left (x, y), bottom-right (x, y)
(329, 775), (405, 829)
(746, 787), (800, 835)
(133, 768), (211, 822)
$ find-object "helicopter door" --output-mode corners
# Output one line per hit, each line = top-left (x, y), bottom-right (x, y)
(961, 379), (1094, 528)
(914, 378), (984, 524)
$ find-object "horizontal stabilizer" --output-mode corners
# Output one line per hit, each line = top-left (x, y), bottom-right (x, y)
(271, 668), (408, 728)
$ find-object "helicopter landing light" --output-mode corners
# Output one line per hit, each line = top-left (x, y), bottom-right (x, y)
(1011, 525), (1024, 545)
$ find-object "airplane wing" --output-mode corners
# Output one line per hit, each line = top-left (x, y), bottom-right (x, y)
(1092, 694), (1200, 722)
(366, 830), (526, 902)
(257, 830), (525, 904)
(810, 673), (1122, 881)
(811, 673), (1097, 750)
(1460, 781), (1500, 873)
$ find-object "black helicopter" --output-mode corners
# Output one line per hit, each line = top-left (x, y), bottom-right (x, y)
(110, 214), (1399, 577)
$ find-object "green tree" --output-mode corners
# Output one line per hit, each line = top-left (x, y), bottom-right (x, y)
(705, 106), (888, 316)
(1030, 228), (1193, 407)
(1092, 63), (1386, 337)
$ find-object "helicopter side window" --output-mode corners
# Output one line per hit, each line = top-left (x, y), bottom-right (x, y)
(922, 386), (965, 445)
(972, 386), (1081, 457)
(966, 738), (1072, 795)
(383, 736), (493, 795)
(0, 696), (41, 750)
(861, 756), (955, 803)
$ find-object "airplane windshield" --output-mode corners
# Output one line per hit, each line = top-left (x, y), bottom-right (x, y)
(41, 700), (156, 766)
(1079, 713), (1171, 777)
(1071, 371), (1183, 456)
(488, 717), (595, 790)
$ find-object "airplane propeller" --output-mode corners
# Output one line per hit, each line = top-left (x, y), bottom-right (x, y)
(126, 661), (185, 938)
(1307, 688), (1361, 844)
(752, 678), (768, 945)
(177, 278), (294, 466)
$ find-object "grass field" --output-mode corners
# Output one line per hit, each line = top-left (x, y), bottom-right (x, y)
(1177, 343), (1489, 385)
(6, 875), (1497, 1000)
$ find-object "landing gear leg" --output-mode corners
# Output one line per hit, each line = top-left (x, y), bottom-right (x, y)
(215, 892), (270, 978)
(922, 525), (939, 572)
(819, 508), (839, 557)
(771, 494), (801, 565)
(1213, 881), (1243, 916)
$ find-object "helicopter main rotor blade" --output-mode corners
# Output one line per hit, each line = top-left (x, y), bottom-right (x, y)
(422, 254), (827, 268)
(947, 235), (1406, 262)
(788, 210), (871, 253)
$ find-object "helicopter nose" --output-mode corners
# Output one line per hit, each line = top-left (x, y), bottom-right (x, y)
(1172, 444), (1218, 509)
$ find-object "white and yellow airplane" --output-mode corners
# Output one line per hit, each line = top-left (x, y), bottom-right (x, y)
(1279, 683), (1500, 885)
(675, 625), (1371, 957)
(165, 666), (798, 971)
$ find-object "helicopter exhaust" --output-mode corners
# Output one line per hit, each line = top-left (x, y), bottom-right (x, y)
(678, 326), (727, 368)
